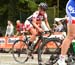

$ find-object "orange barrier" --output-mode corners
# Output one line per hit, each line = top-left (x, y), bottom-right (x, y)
(0, 36), (59, 49)
(0, 36), (21, 49)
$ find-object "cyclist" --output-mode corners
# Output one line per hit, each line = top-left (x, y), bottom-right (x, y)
(57, 0), (75, 65)
(24, 2), (51, 49)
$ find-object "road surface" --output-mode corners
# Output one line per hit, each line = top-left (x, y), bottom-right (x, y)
(0, 53), (39, 65)
(0, 53), (75, 65)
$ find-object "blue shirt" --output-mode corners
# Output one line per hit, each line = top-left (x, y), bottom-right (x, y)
(66, 0), (75, 17)
(66, 0), (75, 22)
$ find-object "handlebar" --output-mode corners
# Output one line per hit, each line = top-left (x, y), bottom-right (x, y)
(41, 30), (53, 36)
(42, 30), (50, 34)
(22, 30), (53, 37)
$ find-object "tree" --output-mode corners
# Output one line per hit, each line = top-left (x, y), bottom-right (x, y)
(0, 0), (68, 34)
(59, 0), (68, 10)
(8, 0), (18, 21)
(15, 0), (38, 22)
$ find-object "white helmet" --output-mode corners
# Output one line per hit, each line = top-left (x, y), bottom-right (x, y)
(39, 2), (48, 11)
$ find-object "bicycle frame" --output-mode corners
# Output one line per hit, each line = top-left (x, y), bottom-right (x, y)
(24, 31), (51, 52)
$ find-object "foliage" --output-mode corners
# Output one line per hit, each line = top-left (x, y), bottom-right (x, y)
(0, 0), (68, 35)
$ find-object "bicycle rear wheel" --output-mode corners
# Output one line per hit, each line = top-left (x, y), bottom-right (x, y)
(12, 40), (28, 63)
(38, 38), (62, 65)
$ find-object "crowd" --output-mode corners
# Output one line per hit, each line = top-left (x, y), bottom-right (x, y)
(0, 1), (74, 65)
(4, 17), (66, 38)
(0, 2), (72, 65)
(0, 2), (67, 38)
(5, 20), (25, 37)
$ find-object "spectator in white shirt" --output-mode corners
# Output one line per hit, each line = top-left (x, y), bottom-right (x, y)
(53, 20), (64, 32)
(5, 20), (14, 37)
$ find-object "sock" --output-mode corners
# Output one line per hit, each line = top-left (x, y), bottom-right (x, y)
(59, 55), (66, 61)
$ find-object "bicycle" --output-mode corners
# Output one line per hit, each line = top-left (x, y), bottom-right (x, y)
(12, 30), (62, 64)
(38, 34), (75, 65)
(38, 35), (62, 65)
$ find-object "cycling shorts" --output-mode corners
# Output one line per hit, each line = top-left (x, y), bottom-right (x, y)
(24, 20), (49, 31)
(24, 20), (33, 30)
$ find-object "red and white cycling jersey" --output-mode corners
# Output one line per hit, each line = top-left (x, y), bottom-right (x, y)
(27, 11), (47, 21)
(25, 11), (48, 30)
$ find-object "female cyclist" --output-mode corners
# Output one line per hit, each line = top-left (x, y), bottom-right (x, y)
(57, 0), (75, 65)
(24, 3), (51, 49)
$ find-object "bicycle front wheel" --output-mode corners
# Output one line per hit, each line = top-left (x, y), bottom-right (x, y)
(12, 40), (28, 63)
(38, 38), (62, 65)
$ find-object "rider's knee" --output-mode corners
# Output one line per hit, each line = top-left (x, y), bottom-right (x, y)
(30, 28), (38, 36)
(32, 31), (37, 36)
(33, 32), (37, 36)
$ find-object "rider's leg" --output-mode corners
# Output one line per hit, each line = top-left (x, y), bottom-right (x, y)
(24, 20), (38, 46)
(57, 24), (75, 65)
(28, 27), (38, 46)
(61, 24), (75, 54)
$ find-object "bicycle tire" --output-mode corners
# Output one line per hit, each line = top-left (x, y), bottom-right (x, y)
(12, 40), (28, 63)
(38, 38), (62, 65)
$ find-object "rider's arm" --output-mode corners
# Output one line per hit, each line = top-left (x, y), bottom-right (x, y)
(31, 11), (41, 30)
(44, 13), (51, 30)
(45, 18), (51, 30)
(32, 18), (41, 30)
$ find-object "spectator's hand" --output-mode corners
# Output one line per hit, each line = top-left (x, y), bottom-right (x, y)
(53, 24), (57, 27)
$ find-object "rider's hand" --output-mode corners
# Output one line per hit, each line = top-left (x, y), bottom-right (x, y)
(39, 28), (44, 32)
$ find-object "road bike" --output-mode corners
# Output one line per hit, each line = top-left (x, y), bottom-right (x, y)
(12, 31), (62, 64)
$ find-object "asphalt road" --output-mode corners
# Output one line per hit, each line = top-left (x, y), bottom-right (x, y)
(0, 53), (58, 65)
(0, 53), (39, 65)
(0, 53), (75, 65)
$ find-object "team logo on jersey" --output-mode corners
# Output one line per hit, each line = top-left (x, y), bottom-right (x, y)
(37, 15), (44, 20)
(68, 6), (75, 13)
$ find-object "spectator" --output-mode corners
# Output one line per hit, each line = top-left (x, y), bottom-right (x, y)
(5, 20), (14, 37)
(53, 20), (64, 32)
(16, 20), (25, 36)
